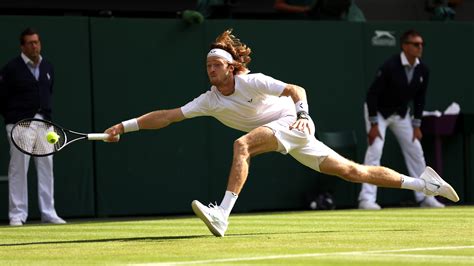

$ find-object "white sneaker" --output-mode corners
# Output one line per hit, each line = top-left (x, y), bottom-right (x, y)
(358, 200), (381, 210)
(10, 218), (23, 226)
(420, 166), (459, 202)
(191, 200), (228, 237)
(42, 217), (67, 224)
(420, 196), (445, 208)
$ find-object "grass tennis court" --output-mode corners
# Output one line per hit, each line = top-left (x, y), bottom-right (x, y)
(0, 206), (472, 265)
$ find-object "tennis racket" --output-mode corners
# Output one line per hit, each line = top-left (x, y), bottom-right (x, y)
(10, 118), (117, 157)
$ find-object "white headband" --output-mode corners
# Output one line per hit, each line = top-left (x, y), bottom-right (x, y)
(207, 48), (234, 63)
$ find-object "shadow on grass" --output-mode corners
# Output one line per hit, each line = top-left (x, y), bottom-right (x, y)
(0, 229), (418, 247)
(0, 235), (209, 247)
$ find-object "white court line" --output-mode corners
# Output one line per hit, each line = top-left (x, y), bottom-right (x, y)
(132, 245), (474, 266)
(363, 253), (474, 260)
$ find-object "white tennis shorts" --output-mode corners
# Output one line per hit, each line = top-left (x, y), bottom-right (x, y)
(263, 115), (337, 172)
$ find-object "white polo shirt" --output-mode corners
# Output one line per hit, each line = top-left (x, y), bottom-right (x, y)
(181, 73), (295, 133)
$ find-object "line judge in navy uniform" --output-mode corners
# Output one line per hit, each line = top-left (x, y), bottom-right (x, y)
(0, 28), (65, 226)
(358, 29), (444, 210)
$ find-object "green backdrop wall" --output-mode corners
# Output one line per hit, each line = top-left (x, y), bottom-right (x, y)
(0, 16), (472, 220)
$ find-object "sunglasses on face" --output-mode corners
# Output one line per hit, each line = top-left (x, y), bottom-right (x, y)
(405, 42), (424, 48)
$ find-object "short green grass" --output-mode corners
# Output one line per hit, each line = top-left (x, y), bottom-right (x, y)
(0, 206), (472, 265)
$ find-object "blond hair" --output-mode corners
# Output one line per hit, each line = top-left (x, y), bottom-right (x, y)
(210, 29), (251, 74)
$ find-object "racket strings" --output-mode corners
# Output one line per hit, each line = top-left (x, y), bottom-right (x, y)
(12, 120), (66, 156)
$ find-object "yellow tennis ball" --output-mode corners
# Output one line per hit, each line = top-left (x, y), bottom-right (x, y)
(46, 131), (59, 144)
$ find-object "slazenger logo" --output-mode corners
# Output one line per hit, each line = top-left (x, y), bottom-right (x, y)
(371, 30), (396, 47)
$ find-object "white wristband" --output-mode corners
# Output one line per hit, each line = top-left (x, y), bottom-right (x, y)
(295, 100), (309, 114)
(122, 118), (139, 133)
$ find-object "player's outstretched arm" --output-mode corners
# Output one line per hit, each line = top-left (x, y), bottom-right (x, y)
(104, 108), (185, 142)
(137, 108), (185, 130)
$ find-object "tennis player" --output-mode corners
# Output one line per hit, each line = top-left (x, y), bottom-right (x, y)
(104, 29), (459, 237)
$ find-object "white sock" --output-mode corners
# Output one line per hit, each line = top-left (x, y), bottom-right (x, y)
(220, 191), (238, 218)
(400, 175), (425, 191)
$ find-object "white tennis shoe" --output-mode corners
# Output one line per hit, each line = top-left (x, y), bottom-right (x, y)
(9, 218), (23, 226)
(191, 200), (228, 237)
(358, 200), (382, 210)
(42, 217), (67, 224)
(420, 166), (459, 202)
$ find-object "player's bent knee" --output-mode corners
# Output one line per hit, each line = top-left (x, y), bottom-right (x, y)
(233, 138), (250, 157)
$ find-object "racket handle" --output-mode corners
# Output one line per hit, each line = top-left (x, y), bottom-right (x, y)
(87, 133), (112, 141)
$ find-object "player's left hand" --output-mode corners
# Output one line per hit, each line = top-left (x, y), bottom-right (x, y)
(290, 118), (311, 134)
(413, 127), (423, 141)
